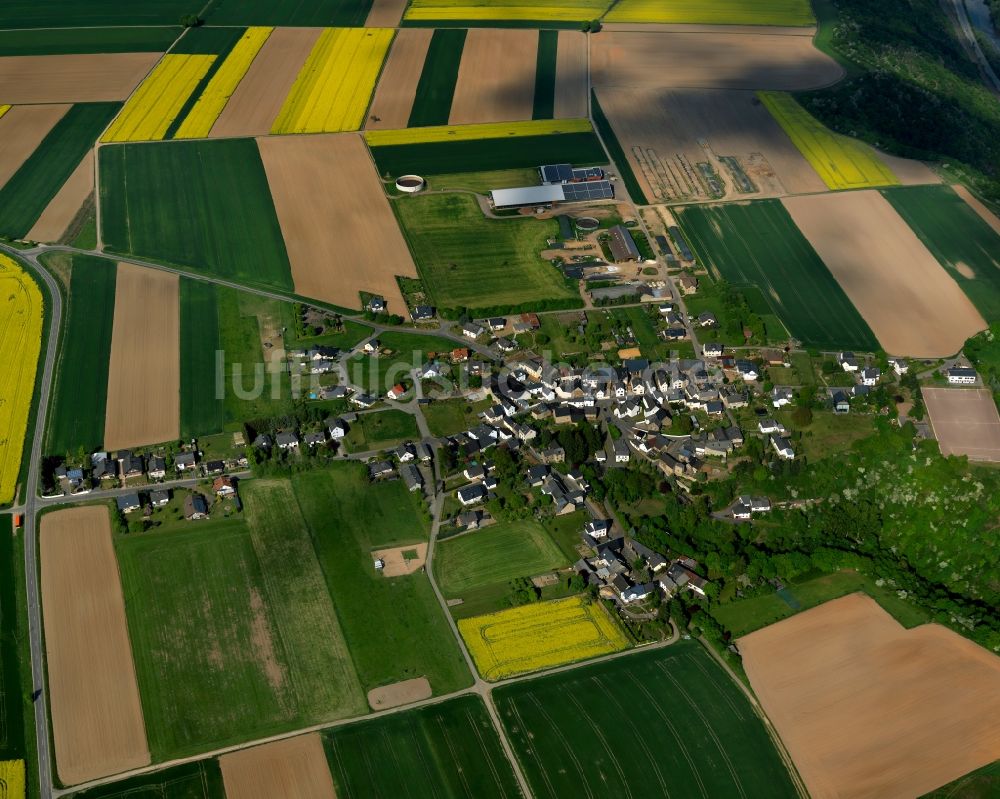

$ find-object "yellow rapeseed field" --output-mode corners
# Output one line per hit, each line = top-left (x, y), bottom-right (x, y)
(0, 105), (11, 121)
(0, 256), (42, 505)
(101, 53), (216, 143)
(604, 0), (815, 26)
(174, 27), (273, 139)
(0, 760), (25, 799)
(759, 91), (898, 190)
(458, 595), (629, 681)
(405, 0), (609, 21)
(364, 118), (592, 147)
(271, 28), (394, 135)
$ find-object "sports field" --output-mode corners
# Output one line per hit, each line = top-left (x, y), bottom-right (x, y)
(675, 200), (879, 351)
(495, 641), (799, 798)
(404, 0), (610, 22)
(605, 0), (815, 25)
(324, 695), (521, 798)
(99, 139), (294, 291)
(116, 484), (366, 759)
(394, 193), (577, 312)
(759, 92), (898, 190)
(292, 465), (472, 695)
(924, 387), (1000, 462)
(67, 760), (224, 799)
(435, 519), (568, 596)
(884, 185), (1000, 322)
(458, 595), (628, 680)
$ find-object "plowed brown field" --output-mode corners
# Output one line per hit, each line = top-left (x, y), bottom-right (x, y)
(783, 191), (986, 357)
(0, 52), (160, 103)
(366, 29), (433, 130)
(103, 263), (180, 449)
(210, 28), (321, 138)
(740, 593), (1000, 799)
(41, 506), (149, 786)
(0, 104), (69, 190)
(26, 150), (93, 242)
(554, 31), (588, 119)
(449, 29), (538, 124)
(365, 0), (409, 27)
(220, 734), (336, 799)
(591, 30), (843, 90)
(258, 134), (416, 315)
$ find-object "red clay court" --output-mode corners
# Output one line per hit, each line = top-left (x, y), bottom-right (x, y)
(923, 386), (1000, 461)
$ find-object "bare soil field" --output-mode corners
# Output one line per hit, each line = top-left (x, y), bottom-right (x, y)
(366, 29), (433, 130)
(258, 134), (417, 315)
(591, 31), (843, 91)
(876, 151), (940, 186)
(0, 53), (159, 103)
(553, 31), (588, 119)
(367, 676), (432, 710)
(41, 506), (150, 785)
(365, 0), (409, 27)
(0, 104), (69, 190)
(26, 150), (93, 242)
(740, 593), (1000, 799)
(449, 29), (538, 125)
(220, 734), (336, 799)
(783, 191), (986, 357)
(953, 184), (1000, 237)
(103, 263), (180, 449)
(373, 542), (428, 577)
(923, 386), (1000, 461)
(596, 87), (825, 202)
(210, 27), (321, 138)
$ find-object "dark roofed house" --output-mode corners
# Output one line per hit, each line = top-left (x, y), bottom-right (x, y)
(457, 484), (488, 506)
(411, 305), (435, 321)
(116, 493), (142, 513)
(276, 431), (299, 450)
(184, 492), (209, 520)
(608, 225), (641, 263)
(175, 451), (197, 471)
(150, 489), (170, 507)
(370, 461), (394, 479)
(205, 460), (225, 475)
(399, 463), (424, 492)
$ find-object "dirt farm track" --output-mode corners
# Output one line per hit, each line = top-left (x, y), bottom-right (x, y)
(740, 593), (1000, 799)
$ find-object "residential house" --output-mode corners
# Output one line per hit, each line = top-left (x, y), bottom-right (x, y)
(150, 489), (170, 507)
(613, 439), (630, 464)
(585, 519), (612, 539)
(758, 418), (785, 435)
(838, 352), (859, 372)
(304, 431), (327, 448)
(120, 451), (145, 480)
(116, 493), (142, 514)
(890, 357), (909, 376)
(387, 383), (407, 400)
(464, 463), (486, 481)
(734, 360), (759, 381)
(947, 366), (977, 385)
(369, 461), (394, 479)
(771, 435), (795, 459)
(539, 445), (565, 464)
(396, 443), (416, 463)
(328, 418), (349, 439)
(732, 501), (752, 521)
(415, 442), (433, 462)
(488, 317), (507, 331)
(213, 476), (237, 497)
(677, 275), (698, 295)
(147, 456), (166, 479)
(696, 311), (718, 328)
(184, 492), (209, 520)
(350, 393), (377, 408)
(832, 390), (851, 414)
(496, 337), (516, 353)
(363, 338), (381, 354)
(307, 345), (338, 361)
(252, 434), (273, 451)
(772, 387), (794, 408)
(457, 484), (488, 506)
(411, 305), (435, 321)
(368, 296), (386, 313)
(462, 321), (486, 339)
(860, 367), (880, 386)
(399, 463), (423, 492)
(276, 431), (300, 450)
(703, 342), (723, 358)
(621, 583), (655, 604)
(456, 510), (483, 530)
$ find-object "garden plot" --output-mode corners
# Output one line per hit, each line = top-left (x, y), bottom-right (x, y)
(0, 52), (160, 103)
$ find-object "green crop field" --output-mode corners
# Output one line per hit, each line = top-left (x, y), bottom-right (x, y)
(116, 482), (365, 759)
(395, 193), (578, 312)
(99, 139), (294, 292)
(605, 0), (815, 25)
(0, 1), (196, 27)
(46, 255), (116, 454)
(883, 186), (1000, 322)
(342, 409), (420, 451)
(67, 760), (224, 799)
(170, 25), (245, 54)
(0, 27), (179, 55)
(292, 465), (472, 694)
(324, 695), (521, 798)
(496, 641), (798, 799)
(533, 30), (558, 119)
(676, 200), (879, 351)
(0, 103), (118, 239)
(408, 29), (467, 127)
(179, 280), (223, 438)
(207, 0), (373, 25)
(370, 132), (606, 178)
(0, 518), (25, 761)
(435, 519), (568, 596)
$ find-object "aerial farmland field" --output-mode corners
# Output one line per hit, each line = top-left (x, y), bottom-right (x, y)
(0, 516), (26, 763)
(0, 1), (201, 27)
(220, 734), (336, 799)
(0, 27), (177, 56)
(0, 52), (159, 104)
(449, 28), (538, 124)
(675, 200), (879, 351)
(403, 0), (610, 23)
(366, 29), (434, 129)
(179, 280), (223, 439)
(66, 760), (224, 799)
(324, 695), (522, 798)
(605, 0), (815, 25)
(207, 0), (374, 26)
(495, 641), (799, 799)
(406, 28), (467, 127)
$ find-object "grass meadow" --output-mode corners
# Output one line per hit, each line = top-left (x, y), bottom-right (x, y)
(179, 280), (223, 438)
(324, 695), (521, 798)
(676, 200), (879, 351)
(407, 29), (467, 127)
(66, 760), (224, 799)
(99, 139), (294, 292)
(293, 464), (472, 695)
(533, 30), (558, 119)
(883, 185), (1000, 322)
(394, 193), (577, 311)
(0, 27), (179, 55)
(0, 103), (119, 239)
(0, 518), (25, 762)
(423, 397), (490, 436)
(496, 641), (799, 798)
(342, 409), (420, 451)
(46, 255), (116, 455)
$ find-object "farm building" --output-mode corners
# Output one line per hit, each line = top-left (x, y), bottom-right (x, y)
(608, 225), (641, 262)
(539, 164), (605, 185)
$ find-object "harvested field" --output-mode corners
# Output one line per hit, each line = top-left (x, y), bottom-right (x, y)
(924, 387), (1000, 462)
(366, 0), (409, 26)
(0, 52), (160, 103)
(591, 30), (843, 91)
(367, 677), (432, 710)
(739, 593), (1000, 799)
(0, 105), (68, 190)
(103, 263), (180, 449)
(26, 150), (93, 242)
(220, 734), (336, 799)
(40, 506), (149, 785)
(953, 184), (1000, 237)
(877, 150), (940, 186)
(366, 29), (433, 130)
(373, 542), (428, 577)
(554, 31), (587, 119)
(595, 87), (824, 203)
(783, 191), (986, 357)
(449, 29), (538, 125)
(258, 133), (417, 315)
(210, 27), (320, 138)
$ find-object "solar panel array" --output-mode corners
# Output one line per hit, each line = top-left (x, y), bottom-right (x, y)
(540, 163), (574, 183)
(572, 166), (604, 180)
(562, 180), (614, 201)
